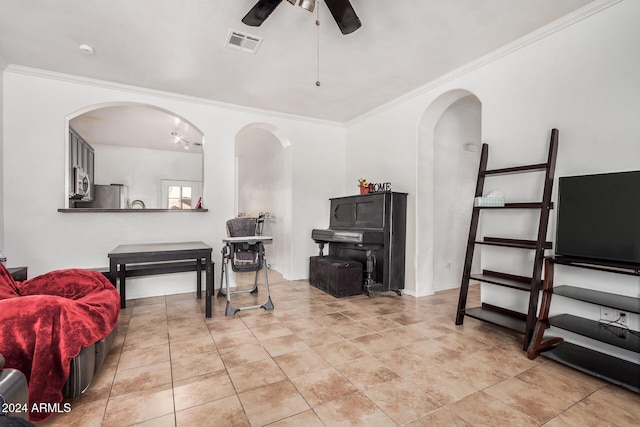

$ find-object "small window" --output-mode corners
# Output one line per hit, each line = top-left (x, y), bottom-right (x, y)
(161, 179), (202, 210)
(168, 185), (192, 210)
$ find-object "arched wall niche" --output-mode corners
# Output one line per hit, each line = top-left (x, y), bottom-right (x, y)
(235, 122), (293, 278)
(64, 101), (204, 210)
(416, 89), (482, 296)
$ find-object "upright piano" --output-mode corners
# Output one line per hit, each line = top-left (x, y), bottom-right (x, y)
(311, 192), (407, 296)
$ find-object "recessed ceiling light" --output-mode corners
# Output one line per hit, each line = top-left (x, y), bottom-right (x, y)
(78, 44), (94, 55)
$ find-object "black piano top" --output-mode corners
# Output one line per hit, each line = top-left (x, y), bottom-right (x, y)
(312, 192), (407, 245)
(330, 192), (397, 229)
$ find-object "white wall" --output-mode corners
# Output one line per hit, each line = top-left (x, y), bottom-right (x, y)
(2, 69), (346, 300)
(346, 0), (640, 325)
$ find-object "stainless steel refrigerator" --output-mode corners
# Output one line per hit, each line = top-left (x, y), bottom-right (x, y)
(83, 184), (129, 209)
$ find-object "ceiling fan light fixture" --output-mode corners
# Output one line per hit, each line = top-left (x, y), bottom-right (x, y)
(242, 0), (360, 34)
(299, 0), (315, 12)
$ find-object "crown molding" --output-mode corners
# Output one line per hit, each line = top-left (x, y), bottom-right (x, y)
(3, 0), (621, 129)
(346, 0), (622, 127)
(3, 64), (346, 129)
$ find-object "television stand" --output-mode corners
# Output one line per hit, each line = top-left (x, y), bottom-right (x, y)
(527, 256), (640, 394)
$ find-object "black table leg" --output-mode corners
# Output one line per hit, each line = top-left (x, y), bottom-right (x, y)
(109, 258), (117, 287)
(119, 264), (127, 308)
(205, 255), (213, 318)
(196, 258), (202, 299)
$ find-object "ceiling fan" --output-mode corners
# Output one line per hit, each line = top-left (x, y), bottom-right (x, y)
(242, 0), (361, 35)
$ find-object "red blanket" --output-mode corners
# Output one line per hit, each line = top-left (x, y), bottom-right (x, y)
(0, 265), (120, 422)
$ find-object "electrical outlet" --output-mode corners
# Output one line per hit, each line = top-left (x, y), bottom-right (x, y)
(600, 306), (627, 323)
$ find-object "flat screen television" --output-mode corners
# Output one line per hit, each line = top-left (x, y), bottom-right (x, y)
(555, 170), (640, 265)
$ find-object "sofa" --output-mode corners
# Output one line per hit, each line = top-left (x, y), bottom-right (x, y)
(0, 265), (120, 422)
(0, 353), (31, 425)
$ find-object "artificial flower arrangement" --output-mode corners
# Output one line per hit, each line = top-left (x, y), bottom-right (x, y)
(358, 178), (370, 194)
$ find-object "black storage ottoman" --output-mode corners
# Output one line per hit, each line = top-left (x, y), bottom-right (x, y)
(309, 256), (363, 298)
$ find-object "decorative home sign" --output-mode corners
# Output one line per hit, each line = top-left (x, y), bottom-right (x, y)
(358, 178), (391, 194)
(369, 182), (392, 193)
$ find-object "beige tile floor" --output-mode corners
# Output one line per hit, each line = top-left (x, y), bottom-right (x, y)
(37, 272), (640, 426)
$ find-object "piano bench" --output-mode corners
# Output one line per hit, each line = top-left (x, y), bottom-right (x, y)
(309, 256), (363, 298)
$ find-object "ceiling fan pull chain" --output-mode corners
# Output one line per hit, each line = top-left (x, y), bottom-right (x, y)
(316, 0), (321, 86)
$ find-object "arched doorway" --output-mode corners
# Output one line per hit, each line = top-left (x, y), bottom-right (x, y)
(417, 90), (481, 296)
(235, 123), (292, 278)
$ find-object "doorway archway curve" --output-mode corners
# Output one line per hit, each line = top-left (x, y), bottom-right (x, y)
(416, 89), (481, 296)
(236, 122), (292, 148)
(234, 122), (293, 278)
(64, 101), (205, 209)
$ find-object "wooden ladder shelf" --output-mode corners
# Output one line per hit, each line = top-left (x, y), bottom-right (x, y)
(455, 128), (559, 350)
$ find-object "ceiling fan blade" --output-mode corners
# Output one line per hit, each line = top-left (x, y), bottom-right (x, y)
(324, 0), (361, 35)
(242, 0), (284, 27)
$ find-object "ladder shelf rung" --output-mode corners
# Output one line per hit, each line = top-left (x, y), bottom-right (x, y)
(470, 270), (533, 291)
(482, 163), (548, 176)
(464, 306), (527, 333)
(477, 237), (552, 250)
(475, 202), (554, 209)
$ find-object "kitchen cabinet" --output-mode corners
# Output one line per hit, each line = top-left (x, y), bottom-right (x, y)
(69, 126), (94, 200)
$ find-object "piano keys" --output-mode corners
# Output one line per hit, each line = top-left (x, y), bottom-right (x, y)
(311, 192), (407, 296)
(311, 228), (384, 246)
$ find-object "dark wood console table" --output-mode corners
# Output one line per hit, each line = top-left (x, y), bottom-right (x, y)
(108, 242), (214, 317)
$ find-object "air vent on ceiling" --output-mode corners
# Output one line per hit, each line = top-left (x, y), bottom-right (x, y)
(225, 29), (263, 54)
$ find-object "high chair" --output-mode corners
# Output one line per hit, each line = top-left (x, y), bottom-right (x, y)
(220, 217), (274, 315)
